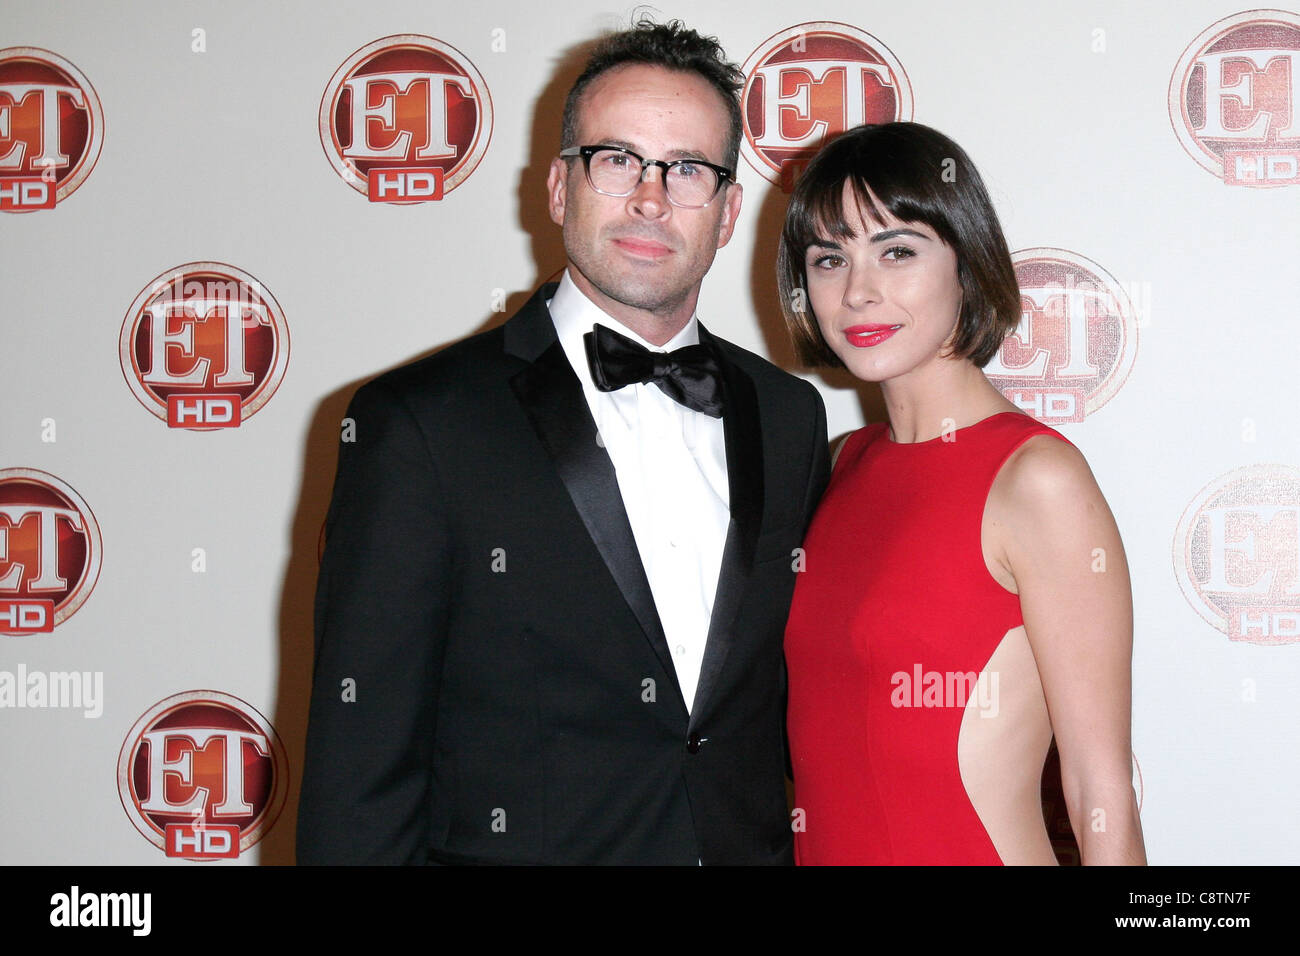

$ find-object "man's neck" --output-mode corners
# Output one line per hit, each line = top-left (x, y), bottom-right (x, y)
(564, 268), (696, 347)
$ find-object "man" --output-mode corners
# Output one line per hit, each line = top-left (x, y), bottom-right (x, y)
(297, 20), (829, 865)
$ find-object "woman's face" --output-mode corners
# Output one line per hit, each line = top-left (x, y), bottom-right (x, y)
(803, 183), (964, 385)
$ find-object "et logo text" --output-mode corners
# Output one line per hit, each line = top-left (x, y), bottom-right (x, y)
(165, 822), (240, 858)
(166, 394), (240, 429)
(0, 176), (55, 210)
(367, 166), (443, 202)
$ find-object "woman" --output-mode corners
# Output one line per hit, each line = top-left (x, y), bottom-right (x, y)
(780, 123), (1146, 865)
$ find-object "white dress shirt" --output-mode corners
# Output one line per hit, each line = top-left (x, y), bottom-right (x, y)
(548, 270), (730, 714)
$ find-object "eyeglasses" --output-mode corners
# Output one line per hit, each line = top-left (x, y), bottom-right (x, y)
(559, 145), (735, 209)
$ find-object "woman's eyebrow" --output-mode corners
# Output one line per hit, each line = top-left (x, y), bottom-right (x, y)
(869, 228), (932, 243)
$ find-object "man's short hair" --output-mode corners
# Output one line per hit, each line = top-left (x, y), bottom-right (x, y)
(561, 18), (744, 172)
(777, 122), (1022, 369)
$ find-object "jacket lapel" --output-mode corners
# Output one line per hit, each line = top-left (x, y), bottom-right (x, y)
(690, 325), (764, 732)
(505, 285), (685, 711)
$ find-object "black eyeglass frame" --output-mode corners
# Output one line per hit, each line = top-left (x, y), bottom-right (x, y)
(558, 145), (736, 208)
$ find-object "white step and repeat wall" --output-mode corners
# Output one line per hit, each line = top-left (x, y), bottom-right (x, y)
(2, 1), (1296, 865)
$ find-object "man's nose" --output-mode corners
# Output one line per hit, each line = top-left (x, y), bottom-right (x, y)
(626, 164), (671, 218)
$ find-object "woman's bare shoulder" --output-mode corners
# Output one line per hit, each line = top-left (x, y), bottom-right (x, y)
(997, 432), (1099, 507)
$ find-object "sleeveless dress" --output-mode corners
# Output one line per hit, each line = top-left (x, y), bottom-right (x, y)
(784, 411), (1071, 865)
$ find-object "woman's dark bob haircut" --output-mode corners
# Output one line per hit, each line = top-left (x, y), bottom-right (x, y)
(777, 122), (1021, 369)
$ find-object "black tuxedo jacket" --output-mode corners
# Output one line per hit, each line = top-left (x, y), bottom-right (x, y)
(297, 283), (829, 864)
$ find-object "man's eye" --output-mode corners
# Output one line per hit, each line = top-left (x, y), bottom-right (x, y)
(599, 152), (633, 168)
(672, 162), (703, 178)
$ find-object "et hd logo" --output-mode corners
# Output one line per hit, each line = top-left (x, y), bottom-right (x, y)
(740, 22), (913, 191)
(0, 47), (104, 212)
(1175, 464), (1300, 644)
(985, 248), (1140, 424)
(0, 469), (102, 635)
(118, 690), (288, 860)
(1169, 9), (1300, 186)
(320, 34), (493, 203)
(119, 263), (290, 429)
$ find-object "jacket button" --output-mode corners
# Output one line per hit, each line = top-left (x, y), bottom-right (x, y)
(686, 734), (702, 754)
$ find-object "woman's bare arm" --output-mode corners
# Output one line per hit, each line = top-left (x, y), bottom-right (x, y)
(990, 435), (1147, 865)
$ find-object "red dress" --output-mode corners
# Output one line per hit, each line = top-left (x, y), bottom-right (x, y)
(784, 411), (1071, 865)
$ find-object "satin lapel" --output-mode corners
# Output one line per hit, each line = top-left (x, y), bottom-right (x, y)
(690, 330), (764, 731)
(507, 315), (683, 709)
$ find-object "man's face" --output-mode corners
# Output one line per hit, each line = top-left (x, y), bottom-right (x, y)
(547, 64), (743, 334)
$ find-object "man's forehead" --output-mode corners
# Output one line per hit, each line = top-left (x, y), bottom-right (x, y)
(586, 137), (713, 163)
(572, 64), (730, 156)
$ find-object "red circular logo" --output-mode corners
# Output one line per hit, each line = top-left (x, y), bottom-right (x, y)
(985, 248), (1140, 424)
(1169, 9), (1300, 186)
(740, 23), (912, 190)
(0, 47), (104, 212)
(0, 468), (101, 635)
(118, 690), (289, 859)
(119, 263), (290, 430)
(1174, 464), (1300, 644)
(320, 34), (493, 203)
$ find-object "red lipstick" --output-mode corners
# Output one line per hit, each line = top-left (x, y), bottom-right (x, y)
(844, 324), (900, 348)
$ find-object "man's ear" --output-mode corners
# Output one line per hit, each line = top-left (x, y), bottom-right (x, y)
(714, 181), (743, 250)
(547, 158), (569, 227)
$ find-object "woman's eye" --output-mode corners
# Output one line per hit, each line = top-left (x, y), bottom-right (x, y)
(882, 246), (916, 261)
(808, 253), (844, 269)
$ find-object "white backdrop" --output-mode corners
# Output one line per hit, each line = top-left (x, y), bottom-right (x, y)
(1, 0), (1297, 865)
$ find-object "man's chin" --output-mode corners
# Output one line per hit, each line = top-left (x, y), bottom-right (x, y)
(579, 270), (693, 318)
(603, 287), (690, 318)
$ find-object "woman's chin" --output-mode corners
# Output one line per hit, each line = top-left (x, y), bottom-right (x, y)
(836, 354), (901, 385)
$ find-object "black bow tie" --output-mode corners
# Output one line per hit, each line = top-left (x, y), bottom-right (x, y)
(583, 324), (724, 418)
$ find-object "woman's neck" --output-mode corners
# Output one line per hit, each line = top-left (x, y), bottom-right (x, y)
(879, 355), (1018, 443)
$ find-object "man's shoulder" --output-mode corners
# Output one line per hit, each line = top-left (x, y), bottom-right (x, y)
(361, 285), (553, 406)
(366, 324), (513, 401)
(709, 333), (820, 403)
